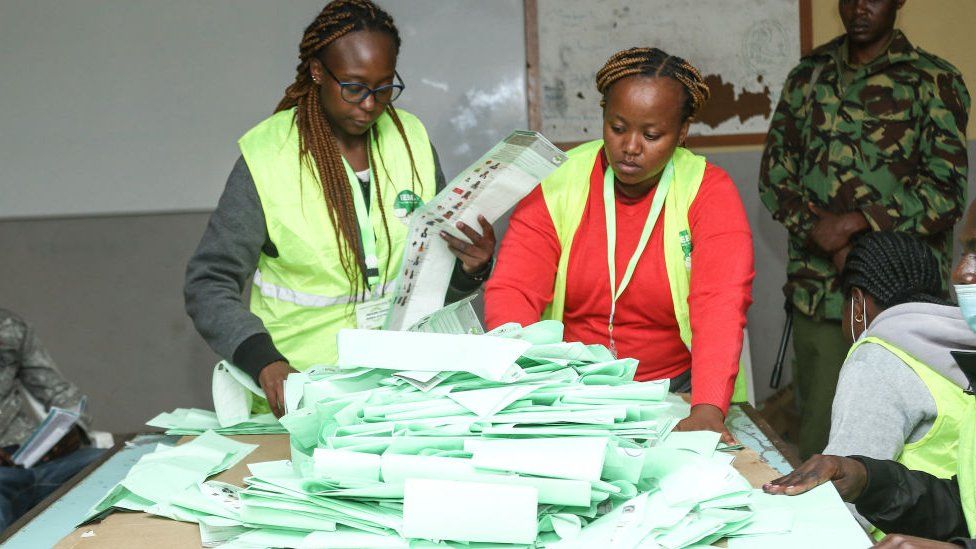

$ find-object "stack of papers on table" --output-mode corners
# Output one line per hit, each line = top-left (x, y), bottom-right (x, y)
(113, 319), (866, 548)
(83, 431), (256, 523)
(147, 408), (286, 436)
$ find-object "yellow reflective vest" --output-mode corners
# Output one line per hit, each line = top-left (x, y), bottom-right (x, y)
(239, 107), (435, 370)
(848, 337), (971, 540)
(539, 140), (747, 402)
(959, 405), (976, 536)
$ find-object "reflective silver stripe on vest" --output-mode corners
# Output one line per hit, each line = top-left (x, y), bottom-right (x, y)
(252, 269), (394, 307)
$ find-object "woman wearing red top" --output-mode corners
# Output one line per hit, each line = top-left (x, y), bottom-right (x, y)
(485, 48), (754, 440)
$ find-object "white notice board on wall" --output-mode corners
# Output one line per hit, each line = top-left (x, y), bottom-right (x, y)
(526, 0), (812, 147)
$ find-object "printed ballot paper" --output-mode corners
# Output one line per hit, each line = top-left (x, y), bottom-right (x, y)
(385, 131), (567, 330)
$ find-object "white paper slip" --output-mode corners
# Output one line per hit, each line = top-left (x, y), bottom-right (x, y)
(380, 454), (591, 507)
(336, 330), (530, 382)
(465, 437), (609, 481)
(402, 478), (538, 544)
(447, 384), (540, 417)
(312, 448), (381, 482)
(212, 361), (266, 428)
(381, 454), (477, 484)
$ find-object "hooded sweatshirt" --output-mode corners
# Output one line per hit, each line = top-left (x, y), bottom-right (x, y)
(824, 302), (976, 529)
(825, 302), (976, 459)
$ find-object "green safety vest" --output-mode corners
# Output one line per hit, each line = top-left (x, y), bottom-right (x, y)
(960, 405), (976, 536)
(239, 107), (435, 370)
(539, 140), (748, 402)
(849, 337), (972, 540)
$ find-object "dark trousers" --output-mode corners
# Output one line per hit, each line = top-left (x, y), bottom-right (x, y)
(792, 313), (850, 460)
(0, 447), (104, 532)
(668, 368), (692, 394)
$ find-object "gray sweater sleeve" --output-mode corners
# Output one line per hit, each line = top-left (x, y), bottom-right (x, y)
(184, 156), (282, 378)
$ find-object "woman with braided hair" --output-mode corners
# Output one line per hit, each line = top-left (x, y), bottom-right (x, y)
(485, 47), (754, 441)
(822, 230), (976, 535)
(185, 0), (494, 415)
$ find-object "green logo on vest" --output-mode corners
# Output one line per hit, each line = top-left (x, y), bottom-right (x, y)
(679, 230), (692, 269)
(393, 190), (423, 218)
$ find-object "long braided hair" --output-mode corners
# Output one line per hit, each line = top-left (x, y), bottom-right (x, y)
(595, 47), (711, 121)
(841, 231), (949, 308)
(276, 0), (422, 300)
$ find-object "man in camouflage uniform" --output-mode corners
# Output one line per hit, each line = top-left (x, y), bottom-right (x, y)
(759, 0), (970, 459)
(0, 308), (102, 531)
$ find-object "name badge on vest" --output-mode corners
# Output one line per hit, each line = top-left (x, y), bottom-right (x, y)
(355, 296), (393, 330)
(393, 189), (424, 225)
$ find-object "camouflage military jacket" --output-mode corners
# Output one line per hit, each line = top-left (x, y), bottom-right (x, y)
(759, 31), (970, 320)
(0, 309), (91, 448)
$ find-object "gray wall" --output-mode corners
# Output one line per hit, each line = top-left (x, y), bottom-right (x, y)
(0, 0), (526, 432)
(0, 0), (525, 218)
(0, 213), (218, 423)
(1, 1), (973, 432)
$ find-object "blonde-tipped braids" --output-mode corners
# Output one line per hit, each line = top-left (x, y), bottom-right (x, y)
(595, 47), (710, 120)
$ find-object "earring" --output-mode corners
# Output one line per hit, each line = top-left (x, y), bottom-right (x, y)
(854, 313), (864, 323)
(850, 299), (857, 342)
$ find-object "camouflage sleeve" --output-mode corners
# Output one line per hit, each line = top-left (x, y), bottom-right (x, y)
(759, 64), (817, 241)
(860, 71), (970, 236)
(16, 318), (92, 430)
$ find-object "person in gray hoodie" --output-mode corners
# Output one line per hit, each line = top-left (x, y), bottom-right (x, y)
(763, 203), (976, 547)
(824, 231), (976, 532)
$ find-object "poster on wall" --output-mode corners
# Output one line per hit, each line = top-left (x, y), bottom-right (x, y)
(525, 0), (813, 147)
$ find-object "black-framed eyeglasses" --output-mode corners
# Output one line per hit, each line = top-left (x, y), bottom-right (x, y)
(322, 66), (405, 105)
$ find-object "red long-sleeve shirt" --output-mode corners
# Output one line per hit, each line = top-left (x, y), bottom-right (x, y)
(485, 152), (754, 412)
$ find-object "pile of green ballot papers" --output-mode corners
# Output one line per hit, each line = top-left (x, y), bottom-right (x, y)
(96, 319), (867, 548)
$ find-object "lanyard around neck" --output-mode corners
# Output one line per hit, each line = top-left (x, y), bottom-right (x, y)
(603, 157), (674, 356)
(341, 141), (380, 289)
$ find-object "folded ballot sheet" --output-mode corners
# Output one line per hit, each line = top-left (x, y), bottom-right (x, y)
(212, 361), (266, 428)
(121, 313), (868, 548)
